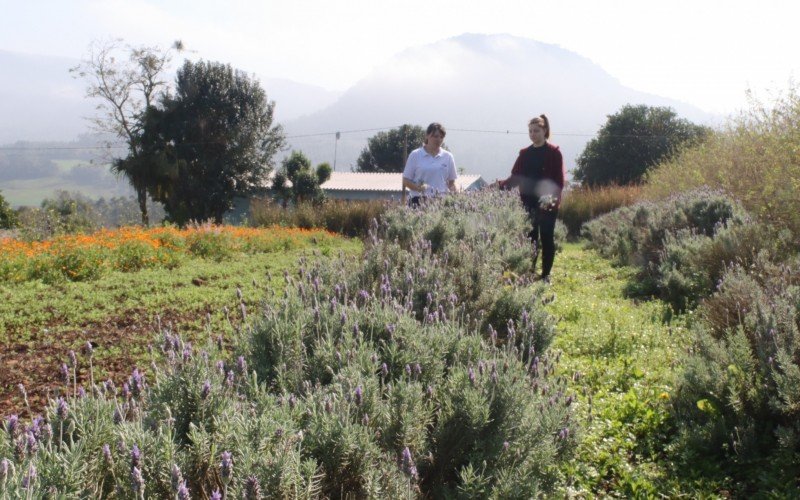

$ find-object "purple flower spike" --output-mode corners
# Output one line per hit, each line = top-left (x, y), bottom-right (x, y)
(220, 451), (233, 482)
(211, 489), (223, 500)
(401, 447), (418, 480)
(85, 341), (94, 357)
(131, 466), (144, 493)
(68, 350), (77, 368)
(237, 356), (247, 374)
(130, 444), (141, 469)
(468, 366), (476, 386)
(177, 480), (190, 500)
(171, 464), (183, 493)
(201, 380), (211, 400)
(22, 463), (37, 489)
(381, 363), (389, 378)
(6, 414), (19, 437)
(103, 444), (113, 463)
(354, 386), (363, 406)
(56, 397), (69, 420)
(60, 363), (70, 383)
(244, 475), (261, 500)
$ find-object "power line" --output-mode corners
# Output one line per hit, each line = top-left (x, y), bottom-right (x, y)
(0, 126), (684, 152)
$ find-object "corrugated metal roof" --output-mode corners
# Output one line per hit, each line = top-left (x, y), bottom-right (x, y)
(321, 172), (485, 192)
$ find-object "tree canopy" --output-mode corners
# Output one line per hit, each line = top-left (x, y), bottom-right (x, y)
(145, 60), (285, 224)
(272, 151), (331, 206)
(356, 124), (425, 173)
(573, 105), (710, 186)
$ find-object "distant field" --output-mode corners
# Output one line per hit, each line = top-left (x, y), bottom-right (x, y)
(1, 159), (132, 207)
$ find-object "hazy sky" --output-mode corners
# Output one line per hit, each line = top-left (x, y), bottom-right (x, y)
(2, 0), (798, 115)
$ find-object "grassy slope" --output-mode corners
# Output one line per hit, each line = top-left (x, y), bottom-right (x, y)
(0, 237), (362, 415)
(548, 242), (721, 497)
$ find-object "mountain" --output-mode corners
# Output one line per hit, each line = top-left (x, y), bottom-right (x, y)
(283, 33), (715, 181)
(0, 50), (340, 145)
(0, 50), (92, 144)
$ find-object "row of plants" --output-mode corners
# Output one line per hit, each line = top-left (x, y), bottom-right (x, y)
(557, 184), (642, 240)
(249, 197), (390, 239)
(582, 187), (800, 494)
(0, 224), (336, 284)
(1, 190), (578, 498)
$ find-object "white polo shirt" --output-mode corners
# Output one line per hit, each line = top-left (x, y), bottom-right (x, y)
(402, 146), (458, 197)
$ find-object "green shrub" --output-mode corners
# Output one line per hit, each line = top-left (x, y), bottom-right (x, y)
(583, 189), (751, 306)
(0, 190), (16, 229)
(644, 84), (800, 236)
(671, 255), (800, 494)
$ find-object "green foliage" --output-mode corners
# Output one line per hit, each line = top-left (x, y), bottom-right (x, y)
(0, 191), (16, 229)
(582, 188), (753, 309)
(574, 104), (710, 186)
(356, 124), (426, 173)
(145, 59), (286, 224)
(671, 255), (800, 494)
(272, 151), (329, 205)
(557, 184), (642, 239)
(0, 191), (574, 498)
(644, 84), (800, 236)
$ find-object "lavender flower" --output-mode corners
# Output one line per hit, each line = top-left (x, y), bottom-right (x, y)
(68, 350), (77, 368)
(362, 414), (370, 426)
(113, 407), (123, 425)
(413, 363), (422, 377)
(216, 360), (225, 373)
(130, 444), (141, 470)
(60, 363), (70, 383)
(226, 370), (235, 388)
(237, 356), (247, 374)
(381, 363), (389, 378)
(56, 397), (69, 420)
(85, 341), (94, 357)
(244, 475), (261, 499)
(171, 464), (183, 493)
(426, 385), (434, 398)
(405, 364), (412, 378)
(201, 380), (211, 400)
(401, 447), (418, 480)
(0, 458), (10, 484)
(5, 414), (18, 437)
(102, 444), (113, 464)
(131, 466), (144, 494)
(220, 451), (233, 483)
(78, 386), (86, 398)
(468, 366), (476, 386)
(177, 480), (190, 500)
(129, 369), (144, 399)
(354, 386), (363, 406)
(503, 441), (510, 451)
(22, 463), (36, 489)
(211, 489), (222, 500)
(26, 430), (38, 454)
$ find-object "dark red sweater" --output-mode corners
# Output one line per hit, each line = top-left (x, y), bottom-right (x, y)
(498, 142), (566, 209)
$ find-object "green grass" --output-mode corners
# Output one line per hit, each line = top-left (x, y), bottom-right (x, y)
(0, 236), (362, 414)
(547, 243), (722, 497)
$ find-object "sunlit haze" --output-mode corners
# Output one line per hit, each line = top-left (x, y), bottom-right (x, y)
(2, 0), (798, 115)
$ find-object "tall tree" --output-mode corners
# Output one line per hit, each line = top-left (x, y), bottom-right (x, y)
(356, 124), (425, 172)
(574, 105), (710, 186)
(71, 39), (180, 226)
(147, 60), (285, 223)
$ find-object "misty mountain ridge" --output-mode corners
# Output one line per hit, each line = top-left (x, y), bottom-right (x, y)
(284, 33), (714, 181)
(1, 34), (715, 206)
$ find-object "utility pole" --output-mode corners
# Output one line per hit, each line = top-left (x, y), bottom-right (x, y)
(401, 125), (408, 205)
(333, 131), (340, 171)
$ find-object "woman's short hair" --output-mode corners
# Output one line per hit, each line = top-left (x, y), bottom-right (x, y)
(426, 122), (446, 138)
(528, 115), (550, 139)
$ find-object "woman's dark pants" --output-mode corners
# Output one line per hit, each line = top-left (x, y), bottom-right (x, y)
(527, 208), (557, 278)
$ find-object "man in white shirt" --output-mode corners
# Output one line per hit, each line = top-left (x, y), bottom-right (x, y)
(402, 122), (458, 206)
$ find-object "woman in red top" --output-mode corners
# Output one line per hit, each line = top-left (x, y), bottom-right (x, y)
(498, 115), (566, 282)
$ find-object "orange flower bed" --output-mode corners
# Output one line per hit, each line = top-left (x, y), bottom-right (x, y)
(0, 225), (335, 283)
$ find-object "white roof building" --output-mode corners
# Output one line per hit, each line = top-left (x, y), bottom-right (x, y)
(320, 172), (487, 201)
